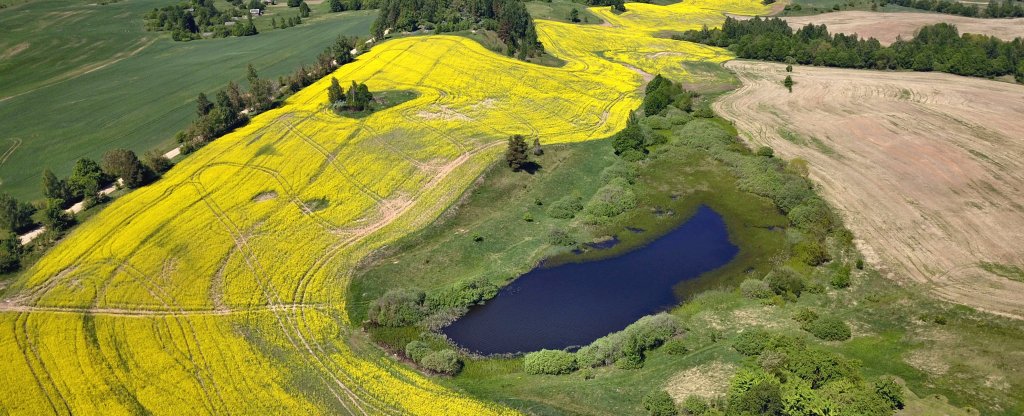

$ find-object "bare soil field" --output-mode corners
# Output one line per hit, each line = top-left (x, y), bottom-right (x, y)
(716, 60), (1024, 319)
(781, 11), (1024, 45)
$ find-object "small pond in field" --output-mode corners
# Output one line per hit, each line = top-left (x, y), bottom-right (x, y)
(441, 205), (738, 355)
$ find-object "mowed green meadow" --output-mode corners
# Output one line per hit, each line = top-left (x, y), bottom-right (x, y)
(0, 0), (375, 199)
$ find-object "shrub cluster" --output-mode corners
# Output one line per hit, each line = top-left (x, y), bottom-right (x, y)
(718, 333), (896, 415)
(523, 349), (578, 375)
(547, 195), (583, 219)
(404, 341), (463, 375)
(739, 278), (772, 299)
(367, 278), (499, 327)
(576, 313), (682, 369)
(801, 315), (852, 341)
(583, 178), (637, 218)
(642, 390), (678, 416)
(367, 289), (427, 326)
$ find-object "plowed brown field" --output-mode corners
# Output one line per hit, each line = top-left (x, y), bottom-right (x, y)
(716, 60), (1024, 318)
(780, 11), (1024, 45)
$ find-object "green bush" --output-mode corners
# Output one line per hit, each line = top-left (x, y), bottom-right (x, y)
(576, 313), (682, 367)
(681, 395), (709, 415)
(793, 307), (818, 324)
(726, 368), (781, 414)
(424, 278), (499, 310)
(755, 146), (774, 157)
(367, 289), (426, 326)
(615, 349), (645, 369)
(788, 197), (833, 232)
(730, 379), (782, 415)
(643, 115), (672, 130)
(693, 102), (714, 118)
(524, 349), (578, 375)
(584, 177), (637, 218)
(793, 239), (830, 266)
(419, 350), (463, 375)
(662, 338), (689, 355)
(642, 390), (678, 416)
(547, 195), (584, 219)
(547, 228), (576, 246)
(405, 340), (431, 362)
(802, 315), (852, 341)
(765, 268), (804, 297)
(831, 264), (852, 288)
(820, 379), (893, 415)
(665, 107), (694, 125)
(601, 161), (639, 184)
(874, 376), (905, 410)
(621, 148), (647, 162)
(786, 347), (859, 388)
(740, 278), (772, 299)
(733, 328), (772, 356)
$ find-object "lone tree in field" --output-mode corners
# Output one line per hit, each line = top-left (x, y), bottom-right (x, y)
(533, 138), (544, 156)
(784, 75), (794, 92)
(101, 149), (149, 189)
(568, 8), (580, 22)
(299, 1), (310, 17)
(327, 77), (344, 104)
(505, 135), (530, 171)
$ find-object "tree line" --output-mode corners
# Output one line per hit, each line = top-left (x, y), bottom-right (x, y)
(678, 17), (1024, 82)
(0, 148), (171, 273)
(144, 0), (260, 41)
(371, 0), (543, 59)
(178, 35), (359, 153)
(0, 35), (366, 275)
(882, 0), (1024, 18)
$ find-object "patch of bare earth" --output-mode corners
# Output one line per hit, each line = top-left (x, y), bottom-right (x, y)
(778, 11), (1024, 46)
(416, 105), (471, 121)
(665, 362), (736, 403)
(716, 60), (1024, 319)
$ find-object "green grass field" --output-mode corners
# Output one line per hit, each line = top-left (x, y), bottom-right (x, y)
(526, 0), (602, 24)
(0, 0), (374, 200)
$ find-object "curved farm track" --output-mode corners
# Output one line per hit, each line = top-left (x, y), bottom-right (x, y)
(716, 60), (1024, 319)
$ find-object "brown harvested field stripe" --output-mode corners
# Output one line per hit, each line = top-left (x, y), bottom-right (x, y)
(779, 11), (1024, 45)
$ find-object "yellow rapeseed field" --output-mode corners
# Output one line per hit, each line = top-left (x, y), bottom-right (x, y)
(0, 0), (768, 413)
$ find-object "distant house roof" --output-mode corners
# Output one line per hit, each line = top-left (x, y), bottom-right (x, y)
(249, 8), (262, 14)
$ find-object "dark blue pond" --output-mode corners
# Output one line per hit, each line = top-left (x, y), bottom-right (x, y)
(442, 205), (738, 355)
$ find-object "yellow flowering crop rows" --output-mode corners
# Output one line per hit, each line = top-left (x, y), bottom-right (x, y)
(0, 0), (768, 414)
